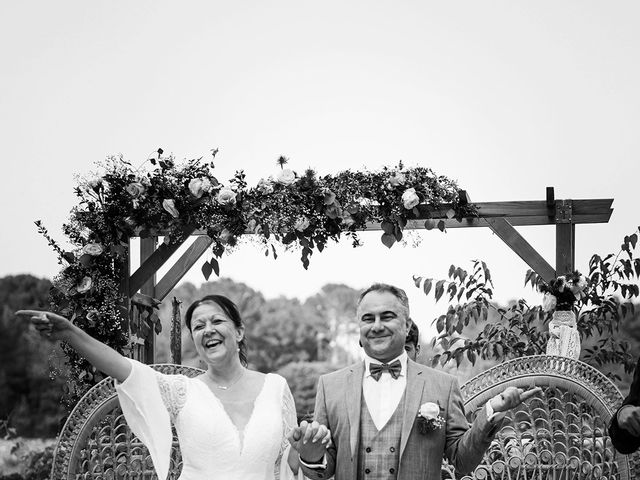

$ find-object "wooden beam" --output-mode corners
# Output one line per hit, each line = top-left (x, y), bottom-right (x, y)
(362, 212), (612, 231)
(556, 223), (575, 275)
(483, 217), (556, 283)
(155, 236), (214, 300)
(128, 226), (197, 297)
(470, 199), (613, 217)
(555, 200), (576, 275)
(140, 238), (157, 297)
(140, 237), (157, 364)
(546, 187), (555, 208)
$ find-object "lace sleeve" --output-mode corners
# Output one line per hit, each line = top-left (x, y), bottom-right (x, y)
(114, 359), (175, 480)
(274, 376), (300, 480)
(156, 373), (188, 421)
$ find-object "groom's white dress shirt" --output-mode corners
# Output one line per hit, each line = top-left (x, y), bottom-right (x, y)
(363, 352), (408, 430)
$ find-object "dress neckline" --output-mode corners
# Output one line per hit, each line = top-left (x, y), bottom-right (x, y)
(194, 373), (271, 454)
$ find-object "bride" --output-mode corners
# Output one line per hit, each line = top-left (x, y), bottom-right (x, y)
(17, 294), (330, 480)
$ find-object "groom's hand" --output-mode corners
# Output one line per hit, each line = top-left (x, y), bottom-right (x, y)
(287, 420), (331, 464)
(490, 386), (543, 413)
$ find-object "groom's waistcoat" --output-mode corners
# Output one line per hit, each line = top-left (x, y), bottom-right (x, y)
(356, 389), (406, 480)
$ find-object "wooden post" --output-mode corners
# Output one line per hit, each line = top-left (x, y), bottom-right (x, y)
(171, 297), (182, 365)
(119, 240), (133, 358)
(140, 237), (157, 363)
(555, 200), (575, 275)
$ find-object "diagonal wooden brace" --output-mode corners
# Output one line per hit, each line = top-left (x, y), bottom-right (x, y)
(155, 236), (214, 300)
(484, 217), (556, 283)
(128, 226), (198, 297)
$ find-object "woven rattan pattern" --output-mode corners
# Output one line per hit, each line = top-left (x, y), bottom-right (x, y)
(441, 355), (640, 480)
(52, 357), (640, 479)
(51, 364), (204, 479)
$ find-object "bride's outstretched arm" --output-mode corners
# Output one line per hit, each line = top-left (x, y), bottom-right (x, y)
(15, 310), (131, 382)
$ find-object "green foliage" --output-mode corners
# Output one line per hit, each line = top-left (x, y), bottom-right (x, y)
(22, 446), (54, 480)
(248, 297), (328, 372)
(42, 153), (474, 405)
(415, 228), (640, 376)
(0, 275), (68, 438)
(276, 362), (335, 421)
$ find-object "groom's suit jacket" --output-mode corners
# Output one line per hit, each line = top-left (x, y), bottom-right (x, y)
(301, 359), (499, 480)
(609, 356), (640, 454)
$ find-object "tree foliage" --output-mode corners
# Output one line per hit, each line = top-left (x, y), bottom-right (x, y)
(276, 362), (335, 422)
(415, 228), (640, 377)
(0, 275), (69, 438)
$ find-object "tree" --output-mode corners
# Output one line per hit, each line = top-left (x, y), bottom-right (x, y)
(248, 296), (329, 372)
(305, 283), (360, 367)
(0, 275), (69, 438)
(277, 362), (335, 421)
(414, 228), (640, 382)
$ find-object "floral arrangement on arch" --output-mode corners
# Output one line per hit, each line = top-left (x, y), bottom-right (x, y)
(539, 272), (589, 312)
(38, 149), (476, 404)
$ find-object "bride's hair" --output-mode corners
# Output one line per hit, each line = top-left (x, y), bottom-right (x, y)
(185, 295), (248, 367)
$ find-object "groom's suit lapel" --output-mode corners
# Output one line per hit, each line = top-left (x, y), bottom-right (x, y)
(399, 360), (425, 458)
(346, 361), (365, 458)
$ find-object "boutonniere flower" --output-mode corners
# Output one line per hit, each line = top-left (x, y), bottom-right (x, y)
(417, 402), (445, 434)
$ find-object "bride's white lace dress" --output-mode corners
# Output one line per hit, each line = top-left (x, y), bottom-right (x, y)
(115, 359), (301, 480)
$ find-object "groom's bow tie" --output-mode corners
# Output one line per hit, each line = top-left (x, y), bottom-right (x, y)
(369, 360), (402, 381)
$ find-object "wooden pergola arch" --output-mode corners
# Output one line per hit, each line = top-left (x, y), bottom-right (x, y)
(123, 188), (613, 363)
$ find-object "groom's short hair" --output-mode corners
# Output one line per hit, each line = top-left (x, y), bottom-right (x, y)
(357, 283), (410, 320)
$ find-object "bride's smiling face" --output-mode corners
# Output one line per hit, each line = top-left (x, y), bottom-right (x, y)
(190, 302), (244, 365)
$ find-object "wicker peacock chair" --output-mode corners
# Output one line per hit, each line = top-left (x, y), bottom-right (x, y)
(442, 355), (640, 480)
(51, 364), (204, 479)
(52, 356), (640, 479)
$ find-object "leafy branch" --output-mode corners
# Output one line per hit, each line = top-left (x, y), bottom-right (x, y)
(415, 227), (640, 375)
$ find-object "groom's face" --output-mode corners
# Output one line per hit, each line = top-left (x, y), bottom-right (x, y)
(357, 290), (411, 363)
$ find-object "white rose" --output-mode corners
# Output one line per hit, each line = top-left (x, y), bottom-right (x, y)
(568, 275), (588, 298)
(219, 228), (233, 244)
(401, 188), (420, 210)
(188, 178), (212, 198)
(216, 188), (237, 206)
(419, 402), (440, 420)
(542, 292), (557, 312)
(389, 172), (406, 187)
(87, 178), (103, 192)
(294, 216), (310, 232)
(82, 243), (104, 256)
(162, 199), (180, 218)
(323, 189), (336, 206)
(76, 276), (92, 294)
(126, 182), (146, 198)
(341, 211), (355, 227)
(276, 169), (296, 186)
(257, 178), (274, 194)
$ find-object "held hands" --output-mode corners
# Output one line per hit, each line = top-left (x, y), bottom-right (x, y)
(287, 420), (332, 464)
(489, 386), (543, 413)
(617, 406), (640, 436)
(15, 310), (73, 341)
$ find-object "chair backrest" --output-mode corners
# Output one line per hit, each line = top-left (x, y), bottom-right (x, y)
(51, 364), (204, 480)
(53, 357), (640, 479)
(442, 355), (640, 480)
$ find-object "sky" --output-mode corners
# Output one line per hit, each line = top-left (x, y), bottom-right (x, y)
(1, 1), (639, 339)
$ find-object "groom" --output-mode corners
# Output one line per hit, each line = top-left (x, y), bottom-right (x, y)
(289, 283), (541, 480)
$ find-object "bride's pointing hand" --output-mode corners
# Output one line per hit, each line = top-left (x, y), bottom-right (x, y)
(16, 310), (73, 341)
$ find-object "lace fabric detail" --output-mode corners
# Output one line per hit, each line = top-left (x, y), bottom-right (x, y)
(274, 379), (297, 480)
(546, 310), (580, 359)
(156, 373), (188, 421)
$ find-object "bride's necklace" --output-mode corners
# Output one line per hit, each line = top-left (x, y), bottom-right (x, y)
(210, 368), (245, 390)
